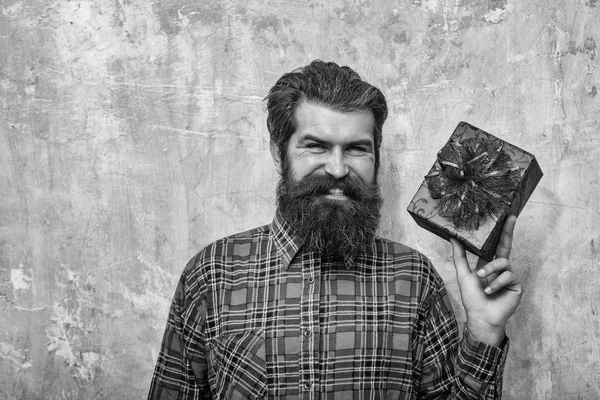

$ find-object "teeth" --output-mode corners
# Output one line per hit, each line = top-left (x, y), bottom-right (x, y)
(329, 188), (344, 196)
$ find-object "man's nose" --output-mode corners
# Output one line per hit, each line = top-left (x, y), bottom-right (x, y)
(324, 148), (349, 179)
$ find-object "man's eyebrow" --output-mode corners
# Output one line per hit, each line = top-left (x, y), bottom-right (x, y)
(299, 134), (328, 144)
(346, 139), (374, 147)
(300, 134), (374, 147)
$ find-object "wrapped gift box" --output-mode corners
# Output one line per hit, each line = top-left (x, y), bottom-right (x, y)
(407, 121), (543, 261)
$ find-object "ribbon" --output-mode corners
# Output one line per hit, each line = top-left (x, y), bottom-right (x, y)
(425, 136), (522, 231)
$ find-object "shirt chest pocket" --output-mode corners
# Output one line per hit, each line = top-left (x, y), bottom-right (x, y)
(207, 329), (267, 400)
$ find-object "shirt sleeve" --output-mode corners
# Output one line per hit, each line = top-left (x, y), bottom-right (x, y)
(416, 277), (510, 399)
(148, 271), (211, 400)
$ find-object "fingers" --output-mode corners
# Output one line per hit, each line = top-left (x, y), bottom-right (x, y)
(476, 257), (511, 278)
(481, 270), (522, 295)
(476, 257), (521, 295)
(496, 215), (517, 260)
(450, 238), (471, 281)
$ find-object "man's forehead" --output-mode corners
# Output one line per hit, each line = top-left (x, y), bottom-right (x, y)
(292, 101), (375, 140)
(294, 100), (374, 119)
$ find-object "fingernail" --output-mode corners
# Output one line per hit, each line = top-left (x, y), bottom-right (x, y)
(484, 287), (492, 295)
(477, 269), (486, 277)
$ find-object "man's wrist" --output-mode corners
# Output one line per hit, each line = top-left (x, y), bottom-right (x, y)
(465, 320), (506, 347)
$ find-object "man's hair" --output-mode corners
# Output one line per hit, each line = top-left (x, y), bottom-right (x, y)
(265, 60), (388, 173)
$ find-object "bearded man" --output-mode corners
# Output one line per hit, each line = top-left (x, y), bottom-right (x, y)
(148, 60), (522, 400)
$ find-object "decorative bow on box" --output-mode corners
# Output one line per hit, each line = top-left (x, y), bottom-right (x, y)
(407, 122), (543, 261)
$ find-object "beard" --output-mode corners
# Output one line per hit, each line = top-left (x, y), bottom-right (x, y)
(276, 166), (383, 258)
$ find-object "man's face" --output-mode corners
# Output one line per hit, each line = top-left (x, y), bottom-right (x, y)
(271, 101), (383, 257)
(274, 101), (377, 188)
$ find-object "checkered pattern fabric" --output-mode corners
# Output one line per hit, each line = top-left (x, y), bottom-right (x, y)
(148, 212), (508, 399)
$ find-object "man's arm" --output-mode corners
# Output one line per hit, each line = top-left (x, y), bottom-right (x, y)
(417, 215), (521, 399)
(450, 215), (523, 347)
(416, 276), (509, 399)
(148, 275), (210, 400)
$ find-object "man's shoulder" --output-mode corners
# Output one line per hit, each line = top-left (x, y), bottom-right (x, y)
(373, 236), (430, 262)
(372, 237), (441, 277)
(183, 223), (272, 272)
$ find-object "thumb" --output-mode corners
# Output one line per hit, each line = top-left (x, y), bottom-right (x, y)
(450, 238), (471, 281)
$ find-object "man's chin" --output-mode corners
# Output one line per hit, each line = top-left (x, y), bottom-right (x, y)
(276, 173), (383, 256)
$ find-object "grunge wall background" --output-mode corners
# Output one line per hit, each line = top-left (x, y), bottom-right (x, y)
(1, 0), (599, 398)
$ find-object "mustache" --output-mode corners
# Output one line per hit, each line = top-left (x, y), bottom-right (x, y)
(282, 173), (376, 201)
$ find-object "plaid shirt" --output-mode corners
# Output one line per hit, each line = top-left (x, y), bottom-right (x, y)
(149, 212), (509, 400)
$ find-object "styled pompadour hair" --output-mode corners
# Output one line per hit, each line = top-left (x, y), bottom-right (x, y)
(265, 60), (388, 173)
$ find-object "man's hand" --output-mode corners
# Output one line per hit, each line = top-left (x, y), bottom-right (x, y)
(450, 215), (523, 347)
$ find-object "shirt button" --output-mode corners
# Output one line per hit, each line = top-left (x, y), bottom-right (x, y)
(303, 382), (312, 391)
(304, 329), (312, 337)
(307, 276), (315, 284)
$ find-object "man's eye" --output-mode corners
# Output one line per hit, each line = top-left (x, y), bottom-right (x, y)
(306, 143), (326, 150)
(348, 146), (367, 154)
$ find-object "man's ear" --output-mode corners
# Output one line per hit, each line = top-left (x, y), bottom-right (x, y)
(270, 140), (284, 175)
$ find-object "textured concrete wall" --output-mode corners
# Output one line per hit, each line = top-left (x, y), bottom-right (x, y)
(1, 0), (598, 399)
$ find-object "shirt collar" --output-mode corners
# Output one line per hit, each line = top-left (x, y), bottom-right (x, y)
(271, 210), (303, 270)
(270, 210), (357, 270)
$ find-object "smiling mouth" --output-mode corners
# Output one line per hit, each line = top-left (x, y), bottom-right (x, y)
(323, 188), (349, 200)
